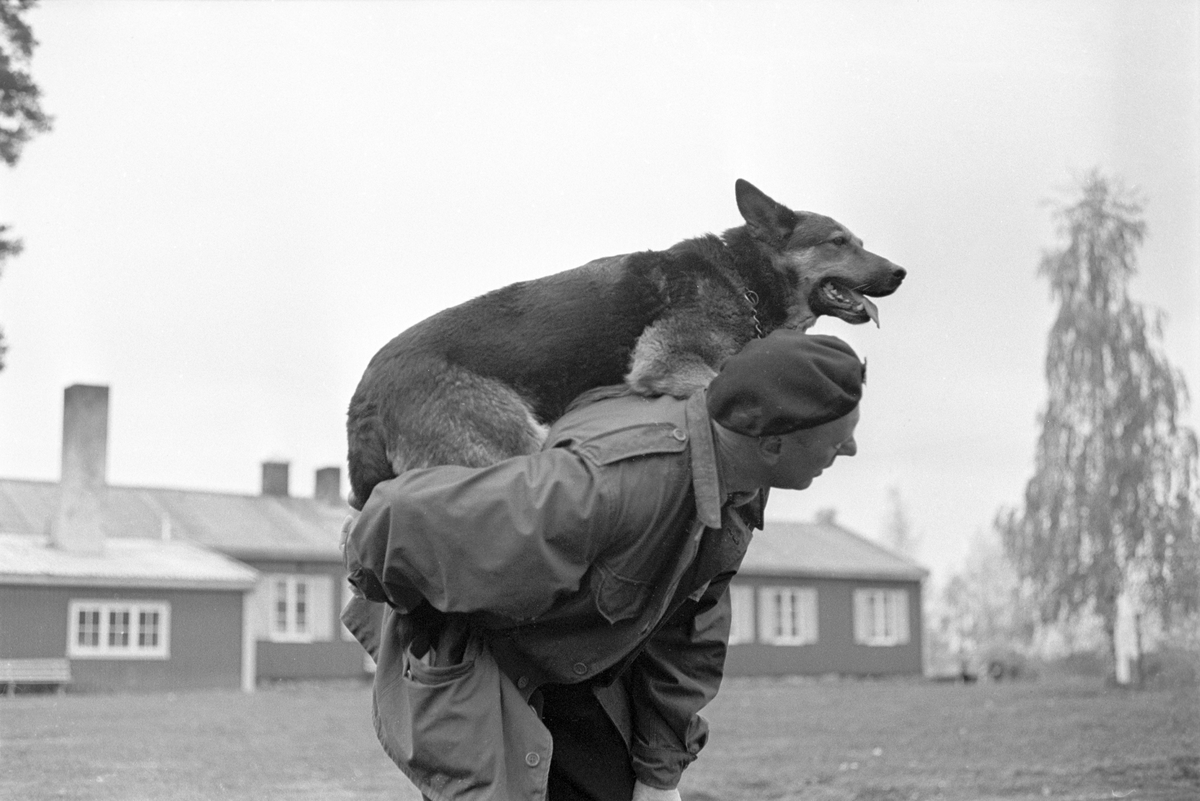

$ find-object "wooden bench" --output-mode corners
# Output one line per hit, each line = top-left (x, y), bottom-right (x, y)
(0, 658), (72, 696)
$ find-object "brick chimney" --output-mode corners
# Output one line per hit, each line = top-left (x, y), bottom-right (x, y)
(314, 466), (343, 506)
(51, 384), (109, 555)
(261, 461), (290, 497)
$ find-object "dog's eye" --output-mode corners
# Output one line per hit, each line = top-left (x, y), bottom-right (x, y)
(830, 235), (848, 246)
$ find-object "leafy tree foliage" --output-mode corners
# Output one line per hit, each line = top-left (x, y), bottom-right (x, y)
(999, 170), (1200, 673)
(934, 529), (1038, 675)
(0, 0), (52, 370)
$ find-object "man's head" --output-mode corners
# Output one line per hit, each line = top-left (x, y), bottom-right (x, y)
(707, 332), (865, 491)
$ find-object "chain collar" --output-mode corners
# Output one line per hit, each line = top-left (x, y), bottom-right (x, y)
(743, 290), (764, 339)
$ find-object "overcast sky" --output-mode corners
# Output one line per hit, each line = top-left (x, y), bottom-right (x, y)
(1, 0), (1197, 587)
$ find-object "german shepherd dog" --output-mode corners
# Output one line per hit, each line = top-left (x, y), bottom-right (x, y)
(346, 179), (905, 510)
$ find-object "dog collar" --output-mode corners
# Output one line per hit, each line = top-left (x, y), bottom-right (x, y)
(743, 290), (764, 338)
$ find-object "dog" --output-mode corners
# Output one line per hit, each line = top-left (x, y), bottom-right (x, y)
(346, 179), (905, 510)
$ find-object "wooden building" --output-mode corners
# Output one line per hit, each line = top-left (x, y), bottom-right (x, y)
(726, 514), (928, 677)
(0, 384), (366, 693)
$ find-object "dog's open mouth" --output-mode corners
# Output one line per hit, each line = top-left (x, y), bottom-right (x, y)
(816, 280), (880, 327)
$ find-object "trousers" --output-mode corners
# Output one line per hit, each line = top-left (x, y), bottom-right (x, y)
(541, 682), (636, 801)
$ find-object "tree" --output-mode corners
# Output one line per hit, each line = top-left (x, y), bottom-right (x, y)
(880, 485), (919, 558)
(934, 528), (1037, 677)
(999, 169), (1200, 679)
(0, 0), (52, 371)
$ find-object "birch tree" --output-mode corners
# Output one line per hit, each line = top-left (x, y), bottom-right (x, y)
(999, 170), (1200, 676)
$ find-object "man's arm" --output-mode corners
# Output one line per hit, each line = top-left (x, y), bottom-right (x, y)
(626, 572), (735, 791)
(344, 448), (618, 621)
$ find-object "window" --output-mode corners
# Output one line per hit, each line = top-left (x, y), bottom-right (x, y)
(251, 573), (334, 643)
(68, 600), (170, 659)
(271, 576), (315, 642)
(758, 587), (818, 645)
(853, 588), (910, 646)
(728, 585), (755, 645)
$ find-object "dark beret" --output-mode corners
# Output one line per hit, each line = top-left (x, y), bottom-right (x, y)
(706, 331), (865, 436)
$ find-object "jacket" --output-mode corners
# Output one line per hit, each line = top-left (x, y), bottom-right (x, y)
(344, 388), (764, 799)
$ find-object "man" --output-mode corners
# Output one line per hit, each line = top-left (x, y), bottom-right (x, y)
(343, 330), (865, 801)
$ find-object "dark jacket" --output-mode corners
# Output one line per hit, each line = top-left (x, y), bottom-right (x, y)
(344, 388), (763, 799)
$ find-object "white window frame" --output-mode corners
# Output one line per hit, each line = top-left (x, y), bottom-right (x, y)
(758, 586), (818, 645)
(68, 600), (171, 659)
(854, 588), (910, 646)
(728, 584), (756, 645)
(270, 575), (316, 642)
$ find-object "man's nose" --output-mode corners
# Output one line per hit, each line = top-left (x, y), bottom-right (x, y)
(838, 438), (857, 457)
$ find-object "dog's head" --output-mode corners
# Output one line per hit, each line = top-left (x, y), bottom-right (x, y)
(735, 179), (906, 330)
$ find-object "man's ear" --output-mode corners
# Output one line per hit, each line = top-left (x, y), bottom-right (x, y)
(757, 435), (783, 463)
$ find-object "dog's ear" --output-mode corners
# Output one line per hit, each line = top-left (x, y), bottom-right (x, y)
(735, 179), (796, 245)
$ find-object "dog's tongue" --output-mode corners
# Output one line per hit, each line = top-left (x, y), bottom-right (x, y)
(847, 287), (880, 327)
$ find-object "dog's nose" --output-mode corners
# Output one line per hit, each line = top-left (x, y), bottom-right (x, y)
(892, 266), (907, 282)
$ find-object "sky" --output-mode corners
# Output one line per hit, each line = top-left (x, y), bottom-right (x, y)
(1, 0), (1197, 590)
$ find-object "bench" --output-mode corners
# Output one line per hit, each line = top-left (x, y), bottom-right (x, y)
(0, 658), (72, 696)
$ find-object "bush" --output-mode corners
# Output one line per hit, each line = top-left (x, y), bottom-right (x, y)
(1141, 645), (1199, 689)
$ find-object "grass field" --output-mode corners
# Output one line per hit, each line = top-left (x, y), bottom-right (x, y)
(1, 675), (1196, 801)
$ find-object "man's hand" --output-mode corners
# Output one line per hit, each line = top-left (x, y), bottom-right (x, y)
(632, 781), (681, 801)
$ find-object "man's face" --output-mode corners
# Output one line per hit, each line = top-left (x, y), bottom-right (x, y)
(763, 406), (859, 490)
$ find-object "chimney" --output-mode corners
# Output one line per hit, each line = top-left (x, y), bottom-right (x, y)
(51, 384), (109, 555)
(314, 466), (343, 506)
(261, 461), (290, 497)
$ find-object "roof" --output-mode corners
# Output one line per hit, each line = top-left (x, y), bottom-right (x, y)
(740, 519), (929, 581)
(0, 478), (348, 562)
(0, 533), (259, 590)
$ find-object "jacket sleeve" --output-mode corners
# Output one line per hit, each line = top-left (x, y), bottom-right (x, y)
(344, 448), (619, 621)
(626, 572), (735, 790)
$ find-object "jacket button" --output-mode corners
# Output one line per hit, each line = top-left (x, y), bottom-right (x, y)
(671, 428), (687, 441)
(517, 676), (529, 690)
(572, 662), (587, 676)
(525, 752), (541, 767)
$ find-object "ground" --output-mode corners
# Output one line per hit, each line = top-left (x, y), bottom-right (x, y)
(0, 675), (1196, 800)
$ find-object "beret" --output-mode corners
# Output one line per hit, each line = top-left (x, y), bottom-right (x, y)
(707, 331), (865, 436)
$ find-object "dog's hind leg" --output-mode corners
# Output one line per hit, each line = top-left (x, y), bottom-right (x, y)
(348, 361), (548, 508)
(386, 364), (548, 475)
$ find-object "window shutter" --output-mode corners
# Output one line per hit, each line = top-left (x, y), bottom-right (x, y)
(758, 587), (775, 643)
(308, 574), (334, 641)
(802, 588), (819, 644)
(728, 585), (754, 645)
(893, 589), (910, 644)
(250, 575), (274, 640)
(853, 589), (870, 644)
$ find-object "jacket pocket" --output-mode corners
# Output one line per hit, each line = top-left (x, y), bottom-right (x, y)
(592, 563), (654, 624)
(373, 627), (551, 800)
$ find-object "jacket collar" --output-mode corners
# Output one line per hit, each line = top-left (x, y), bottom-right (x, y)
(686, 389), (767, 531)
(685, 390), (726, 529)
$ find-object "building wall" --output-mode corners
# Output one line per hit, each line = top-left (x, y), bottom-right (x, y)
(0, 584), (245, 692)
(238, 557), (368, 680)
(724, 575), (923, 677)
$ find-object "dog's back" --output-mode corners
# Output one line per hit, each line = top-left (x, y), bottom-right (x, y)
(347, 180), (905, 508)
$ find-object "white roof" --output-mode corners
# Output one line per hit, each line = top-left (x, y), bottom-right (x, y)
(0, 533), (259, 591)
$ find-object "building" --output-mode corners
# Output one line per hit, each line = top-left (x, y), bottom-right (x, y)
(2, 384), (929, 692)
(0, 384), (368, 693)
(725, 512), (928, 677)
